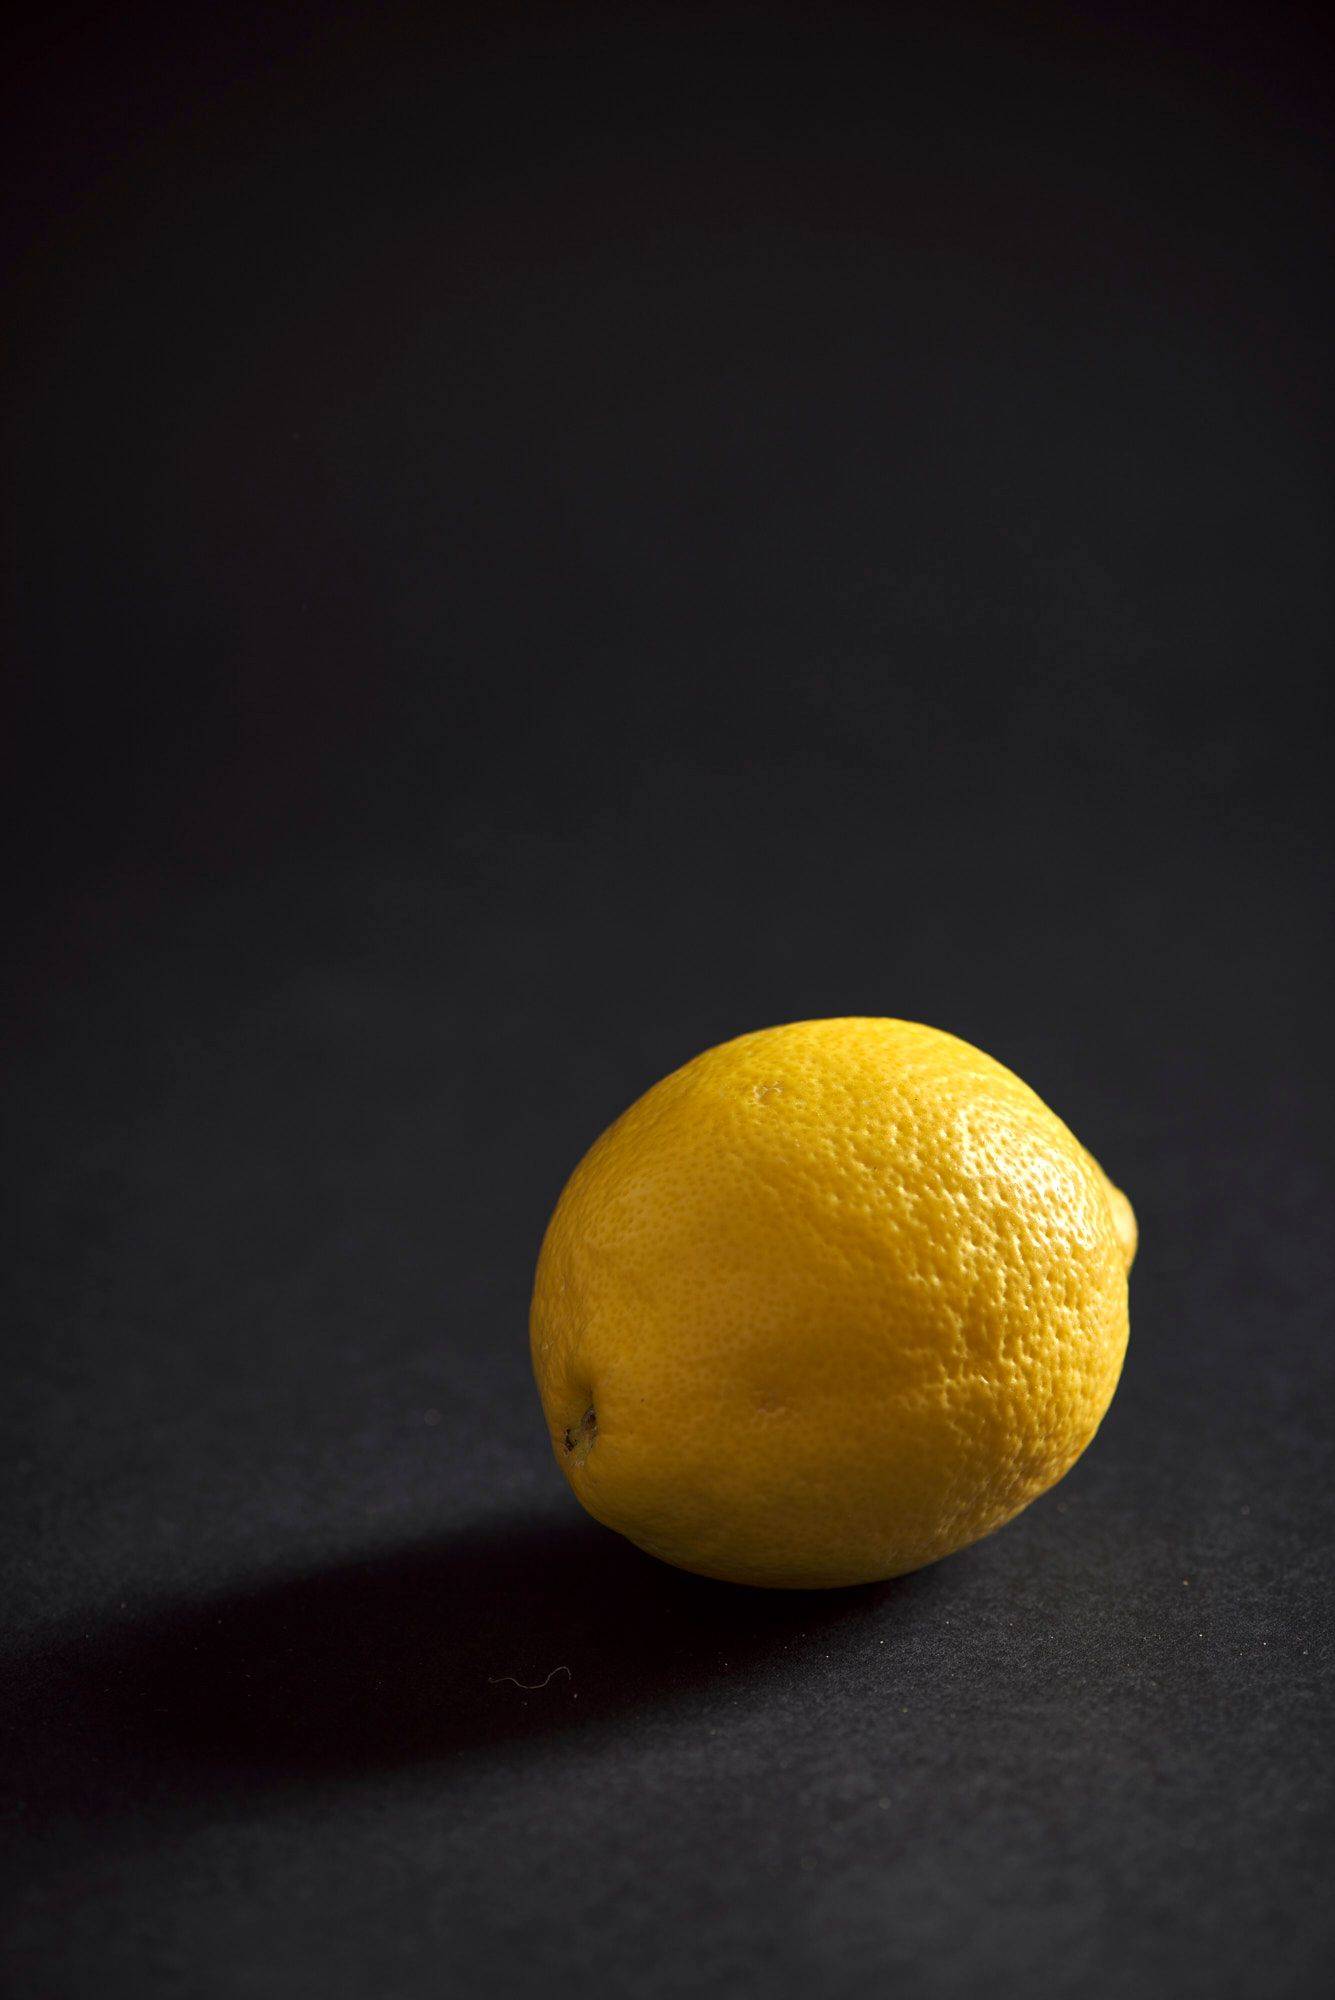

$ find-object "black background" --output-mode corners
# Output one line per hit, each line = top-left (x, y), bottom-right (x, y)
(3, 4), (1333, 1995)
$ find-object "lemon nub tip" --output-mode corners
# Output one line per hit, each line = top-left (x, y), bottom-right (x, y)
(1105, 1182), (1138, 1272)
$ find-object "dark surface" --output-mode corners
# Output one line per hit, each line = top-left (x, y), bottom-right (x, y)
(3, 5), (1333, 1996)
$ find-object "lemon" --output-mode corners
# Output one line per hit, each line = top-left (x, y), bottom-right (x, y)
(530, 1019), (1134, 1588)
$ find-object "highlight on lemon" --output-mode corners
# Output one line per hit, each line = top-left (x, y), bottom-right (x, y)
(530, 1018), (1135, 1589)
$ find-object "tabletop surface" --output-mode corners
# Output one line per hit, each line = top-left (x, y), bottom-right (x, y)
(4, 7), (1332, 1996)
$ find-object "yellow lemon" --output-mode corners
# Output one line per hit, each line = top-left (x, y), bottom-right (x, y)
(530, 1018), (1135, 1588)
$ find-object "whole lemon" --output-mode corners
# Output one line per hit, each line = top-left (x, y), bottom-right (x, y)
(530, 1019), (1135, 1588)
